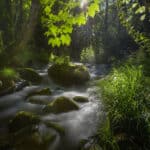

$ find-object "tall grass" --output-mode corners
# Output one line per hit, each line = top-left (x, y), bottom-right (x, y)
(100, 65), (143, 118)
(97, 65), (150, 150)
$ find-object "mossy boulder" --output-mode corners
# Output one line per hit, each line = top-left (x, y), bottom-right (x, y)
(12, 131), (56, 150)
(9, 111), (40, 133)
(9, 111), (57, 150)
(0, 80), (2, 87)
(0, 79), (15, 95)
(43, 96), (79, 114)
(48, 64), (90, 86)
(0, 80), (15, 90)
(19, 68), (42, 84)
(27, 88), (52, 98)
(73, 96), (89, 103)
(0, 68), (17, 94)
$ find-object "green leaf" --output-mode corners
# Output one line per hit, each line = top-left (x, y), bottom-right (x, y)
(135, 6), (146, 14)
(88, 3), (99, 17)
(132, 3), (138, 9)
(140, 14), (146, 21)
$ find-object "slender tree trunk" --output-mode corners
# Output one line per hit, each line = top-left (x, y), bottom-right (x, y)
(103, 0), (109, 62)
(104, 0), (109, 32)
(13, 0), (40, 54)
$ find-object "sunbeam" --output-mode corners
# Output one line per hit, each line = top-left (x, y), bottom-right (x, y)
(80, 0), (88, 9)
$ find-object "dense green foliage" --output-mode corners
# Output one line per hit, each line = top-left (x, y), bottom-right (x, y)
(100, 65), (143, 118)
(97, 65), (150, 149)
(49, 53), (71, 65)
(0, 0), (99, 67)
(41, 0), (99, 47)
(80, 46), (95, 63)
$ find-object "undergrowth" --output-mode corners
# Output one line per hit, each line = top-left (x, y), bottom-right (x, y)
(94, 65), (150, 150)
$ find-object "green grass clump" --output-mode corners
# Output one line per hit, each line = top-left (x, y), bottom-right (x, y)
(97, 65), (150, 149)
(100, 65), (143, 119)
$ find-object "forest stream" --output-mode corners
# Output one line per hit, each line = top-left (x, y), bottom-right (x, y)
(0, 1), (150, 149)
(0, 64), (108, 150)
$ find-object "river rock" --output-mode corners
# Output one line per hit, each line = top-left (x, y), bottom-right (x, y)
(10, 129), (56, 150)
(73, 96), (89, 103)
(0, 68), (18, 95)
(9, 111), (57, 150)
(0, 80), (2, 87)
(27, 88), (52, 98)
(19, 68), (42, 84)
(48, 64), (90, 86)
(0, 80), (15, 96)
(12, 132), (56, 150)
(9, 111), (40, 133)
(43, 96), (79, 113)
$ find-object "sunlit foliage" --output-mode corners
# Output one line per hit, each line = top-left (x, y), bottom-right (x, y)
(117, 0), (150, 50)
(100, 65), (144, 118)
(80, 46), (95, 63)
(40, 0), (100, 47)
(49, 53), (70, 65)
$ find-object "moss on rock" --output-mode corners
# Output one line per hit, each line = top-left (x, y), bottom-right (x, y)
(8, 111), (57, 150)
(0, 79), (15, 95)
(73, 96), (89, 103)
(48, 64), (90, 86)
(27, 88), (52, 98)
(0, 80), (2, 87)
(9, 111), (40, 133)
(43, 96), (79, 114)
(12, 131), (56, 150)
(19, 68), (42, 84)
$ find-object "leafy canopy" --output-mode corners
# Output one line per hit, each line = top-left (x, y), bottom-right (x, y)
(40, 0), (100, 47)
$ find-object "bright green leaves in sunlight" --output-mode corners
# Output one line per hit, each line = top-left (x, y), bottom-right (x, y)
(49, 53), (70, 65)
(40, 0), (100, 47)
(87, 0), (99, 17)
(117, 0), (150, 51)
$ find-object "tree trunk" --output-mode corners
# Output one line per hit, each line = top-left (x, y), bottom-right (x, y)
(13, 0), (40, 54)
(103, 0), (109, 62)
(104, 0), (109, 33)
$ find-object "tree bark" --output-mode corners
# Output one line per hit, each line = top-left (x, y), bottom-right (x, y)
(13, 0), (40, 54)
(104, 0), (109, 32)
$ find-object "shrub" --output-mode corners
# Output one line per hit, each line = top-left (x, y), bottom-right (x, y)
(0, 68), (18, 80)
(49, 53), (70, 65)
(80, 46), (95, 63)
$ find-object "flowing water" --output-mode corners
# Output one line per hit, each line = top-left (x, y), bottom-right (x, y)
(0, 64), (108, 150)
